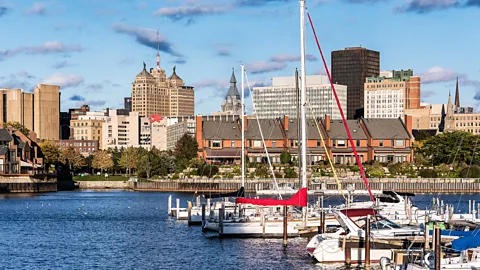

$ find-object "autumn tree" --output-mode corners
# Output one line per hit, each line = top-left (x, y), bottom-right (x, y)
(3, 121), (30, 136)
(59, 147), (85, 170)
(38, 141), (60, 170)
(92, 150), (114, 173)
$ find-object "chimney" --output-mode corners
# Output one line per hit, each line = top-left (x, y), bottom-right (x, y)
(325, 114), (331, 131)
(284, 115), (289, 131)
(404, 114), (412, 136)
(195, 115), (203, 150)
(243, 115), (248, 131)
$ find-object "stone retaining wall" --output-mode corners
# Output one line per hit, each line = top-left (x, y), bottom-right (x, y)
(77, 181), (129, 189)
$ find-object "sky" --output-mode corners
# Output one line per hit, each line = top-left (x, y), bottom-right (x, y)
(0, 0), (479, 114)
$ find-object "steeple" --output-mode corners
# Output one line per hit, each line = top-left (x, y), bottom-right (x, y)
(226, 68), (240, 99)
(447, 90), (454, 116)
(454, 77), (460, 108)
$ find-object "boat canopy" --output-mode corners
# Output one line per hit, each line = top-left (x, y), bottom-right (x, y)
(235, 188), (307, 207)
(451, 231), (480, 251)
(203, 187), (245, 199)
(340, 208), (377, 218)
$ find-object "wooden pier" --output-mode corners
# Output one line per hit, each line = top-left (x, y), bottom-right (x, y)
(129, 178), (480, 194)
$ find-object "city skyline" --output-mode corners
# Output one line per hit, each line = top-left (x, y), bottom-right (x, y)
(1, 0), (479, 114)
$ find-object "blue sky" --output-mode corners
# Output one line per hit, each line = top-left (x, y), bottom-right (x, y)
(0, 0), (479, 114)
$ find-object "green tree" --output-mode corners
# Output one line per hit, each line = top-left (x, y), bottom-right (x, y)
(460, 165), (480, 178)
(418, 131), (479, 166)
(174, 134), (198, 161)
(59, 147), (85, 170)
(92, 150), (114, 173)
(109, 147), (123, 174)
(414, 130), (432, 141)
(3, 121), (30, 136)
(280, 151), (291, 164)
(119, 146), (140, 174)
(38, 141), (60, 169)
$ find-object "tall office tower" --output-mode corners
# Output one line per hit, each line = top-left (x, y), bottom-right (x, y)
(331, 47), (380, 119)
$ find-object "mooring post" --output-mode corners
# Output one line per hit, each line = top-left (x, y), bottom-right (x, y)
(187, 201), (192, 226)
(167, 195), (172, 215)
(283, 206), (288, 248)
(434, 226), (441, 270)
(344, 237), (351, 266)
(365, 214), (371, 270)
(219, 202), (225, 235)
(424, 215), (430, 249)
(201, 204), (206, 230)
(175, 198), (180, 217)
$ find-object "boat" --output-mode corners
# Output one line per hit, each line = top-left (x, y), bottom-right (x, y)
(307, 208), (423, 264)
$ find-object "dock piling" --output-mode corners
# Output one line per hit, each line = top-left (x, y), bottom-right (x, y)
(187, 201), (192, 226)
(201, 204), (206, 230)
(283, 206), (288, 248)
(365, 214), (371, 270)
(167, 195), (172, 215)
(434, 226), (441, 270)
(424, 215), (430, 249)
(175, 198), (180, 217)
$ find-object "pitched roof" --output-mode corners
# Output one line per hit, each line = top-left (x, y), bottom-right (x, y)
(202, 119), (241, 140)
(324, 119), (367, 140)
(284, 118), (323, 140)
(0, 128), (13, 142)
(168, 66), (182, 81)
(246, 119), (284, 140)
(0, 146), (8, 155)
(136, 65), (154, 78)
(362, 118), (411, 139)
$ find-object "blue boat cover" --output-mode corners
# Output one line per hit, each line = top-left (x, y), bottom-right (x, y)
(428, 229), (479, 237)
(451, 231), (480, 251)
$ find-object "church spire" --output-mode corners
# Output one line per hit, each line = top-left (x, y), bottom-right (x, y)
(226, 68), (240, 99)
(447, 90), (454, 116)
(454, 77), (460, 108)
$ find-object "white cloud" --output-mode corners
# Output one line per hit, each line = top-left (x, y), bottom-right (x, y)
(418, 66), (459, 84)
(271, 54), (317, 63)
(0, 41), (83, 57)
(41, 73), (84, 88)
(245, 61), (286, 74)
(25, 2), (46, 15)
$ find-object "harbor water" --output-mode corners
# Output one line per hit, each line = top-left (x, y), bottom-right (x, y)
(0, 191), (478, 269)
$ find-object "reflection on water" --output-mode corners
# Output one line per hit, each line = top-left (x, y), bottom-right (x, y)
(0, 190), (475, 269)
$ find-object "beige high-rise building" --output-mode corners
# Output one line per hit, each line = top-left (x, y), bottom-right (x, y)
(0, 84), (60, 140)
(131, 62), (194, 117)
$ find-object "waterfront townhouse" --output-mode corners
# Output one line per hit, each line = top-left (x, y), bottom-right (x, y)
(0, 128), (43, 174)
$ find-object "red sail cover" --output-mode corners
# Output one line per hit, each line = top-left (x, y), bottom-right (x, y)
(235, 188), (307, 207)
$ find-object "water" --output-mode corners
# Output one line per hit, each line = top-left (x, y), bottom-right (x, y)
(0, 191), (477, 270)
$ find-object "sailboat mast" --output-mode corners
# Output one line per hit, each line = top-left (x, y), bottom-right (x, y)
(300, 0), (307, 226)
(241, 64), (245, 188)
(300, 0), (307, 189)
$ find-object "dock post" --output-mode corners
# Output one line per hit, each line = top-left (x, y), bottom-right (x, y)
(318, 193), (325, 235)
(175, 198), (180, 217)
(168, 195), (172, 215)
(201, 204), (206, 231)
(187, 201), (192, 226)
(219, 202), (225, 235)
(344, 238), (351, 266)
(207, 198), (211, 213)
(434, 226), (441, 270)
(424, 215), (430, 249)
(196, 196), (201, 207)
(469, 200), (472, 215)
(283, 206), (288, 248)
(365, 214), (371, 270)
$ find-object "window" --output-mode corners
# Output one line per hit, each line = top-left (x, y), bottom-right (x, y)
(356, 140), (360, 147)
(395, 140), (404, 147)
(253, 140), (261, 147)
(337, 140), (346, 147)
(231, 141), (235, 148)
(317, 140), (321, 147)
(379, 140), (383, 147)
(272, 140), (276, 148)
(212, 140), (221, 147)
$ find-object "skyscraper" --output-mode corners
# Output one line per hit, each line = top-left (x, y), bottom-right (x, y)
(331, 47), (380, 119)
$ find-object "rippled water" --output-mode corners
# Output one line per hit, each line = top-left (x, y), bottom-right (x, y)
(0, 191), (476, 269)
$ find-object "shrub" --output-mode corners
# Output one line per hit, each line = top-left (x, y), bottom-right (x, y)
(366, 167), (385, 178)
(418, 169), (438, 178)
(460, 165), (480, 178)
(285, 167), (297, 178)
(348, 166), (360, 173)
(172, 173), (180, 179)
(274, 171), (283, 178)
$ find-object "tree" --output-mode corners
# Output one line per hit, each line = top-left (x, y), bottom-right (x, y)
(59, 147), (85, 170)
(3, 121), (30, 136)
(280, 151), (291, 164)
(92, 150), (114, 173)
(174, 134), (198, 161)
(119, 146), (140, 174)
(137, 148), (154, 178)
(414, 130), (432, 141)
(38, 141), (60, 169)
(418, 131), (479, 166)
(109, 147), (123, 174)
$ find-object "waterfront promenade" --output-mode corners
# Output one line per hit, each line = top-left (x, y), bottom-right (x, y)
(75, 178), (480, 194)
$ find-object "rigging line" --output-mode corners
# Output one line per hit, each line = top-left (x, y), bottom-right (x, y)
(306, 96), (346, 199)
(245, 70), (282, 200)
(306, 9), (374, 202)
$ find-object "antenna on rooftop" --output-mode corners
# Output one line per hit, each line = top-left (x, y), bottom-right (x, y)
(156, 30), (160, 69)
